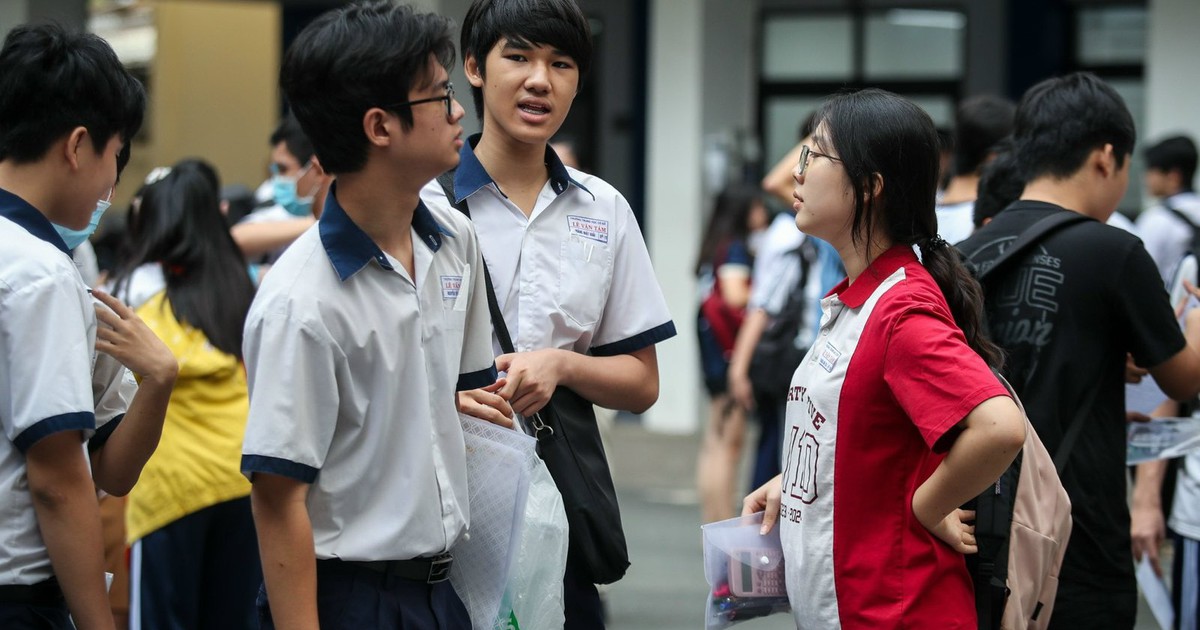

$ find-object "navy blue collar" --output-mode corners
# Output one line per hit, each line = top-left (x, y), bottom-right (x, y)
(318, 182), (454, 282)
(0, 187), (70, 254)
(452, 133), (594, 204)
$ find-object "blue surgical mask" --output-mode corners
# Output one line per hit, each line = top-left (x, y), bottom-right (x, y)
(272, 162), (316, 217)
(54, 197), (111, 250)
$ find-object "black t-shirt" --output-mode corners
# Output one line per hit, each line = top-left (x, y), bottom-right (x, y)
(958, 200), (1185, 597)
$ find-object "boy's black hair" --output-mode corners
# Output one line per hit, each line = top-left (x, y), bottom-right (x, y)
(460, 0), (593, 118)
(1012, 72), (1135, 183)
(953, 95), (1015, 176)
(1144, 135), (1198, 193)
(270, 115), (316, 167)
(280, 0), (455, 175)
(974, 138), (1024, 228)
(0, 24), (145, 170)
(111, 159), (255, 360)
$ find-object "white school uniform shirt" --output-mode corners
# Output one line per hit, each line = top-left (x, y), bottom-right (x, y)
(1136, 191), (1200, 282)
(0, 188), (134, 585)
(935, 199), (975, 245)
(748, 212), (805, 315)
(240, 185), (498, 562)
(420, 136), (675, 359)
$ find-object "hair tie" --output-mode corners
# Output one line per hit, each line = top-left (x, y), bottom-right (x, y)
(923, 236), (949, 252)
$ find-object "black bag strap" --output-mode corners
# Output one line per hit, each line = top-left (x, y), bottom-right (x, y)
(972, 211), (1095, 475)
(1163, 203), (1200, 252)
(438, 171), (558, 439)
(1164, 203), (1199, 231)
(975, 211), (1092, 283)
(436, 171), (516, 356)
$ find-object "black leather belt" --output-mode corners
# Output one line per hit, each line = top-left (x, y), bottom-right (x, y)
(319, 554), (453, 584)
(0, 578), (64, 606)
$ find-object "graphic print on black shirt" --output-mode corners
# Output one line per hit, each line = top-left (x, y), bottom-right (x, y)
(957, 200), (1186, 610)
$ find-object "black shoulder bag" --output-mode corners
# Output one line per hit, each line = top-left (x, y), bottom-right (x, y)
(747, 239), (815, 398)
(436, 172), (630, 585)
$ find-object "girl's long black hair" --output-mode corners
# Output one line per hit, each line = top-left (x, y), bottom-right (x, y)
(694, 184), (763, 276)
(815, 89), (1003, 369)
(111, 159), (255, 360)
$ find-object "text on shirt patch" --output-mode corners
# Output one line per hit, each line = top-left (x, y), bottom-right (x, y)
(567, 215), (609, 243)
(817, 342), (841, 373)
(440, 275), (463, 301)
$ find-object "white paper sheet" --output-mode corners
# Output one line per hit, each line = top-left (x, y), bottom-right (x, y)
(1136, 555), (1175, 630)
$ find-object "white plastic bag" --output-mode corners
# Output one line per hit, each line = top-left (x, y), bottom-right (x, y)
(495, 456), (569, 630)
(452, 415), (537, 629)
(701, 512), (791, 629)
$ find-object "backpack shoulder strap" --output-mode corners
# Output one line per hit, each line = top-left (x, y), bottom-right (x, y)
(1164, 202), (1199, 231)
(976, 212), (1092, 283)
(435, 170), (516, 355)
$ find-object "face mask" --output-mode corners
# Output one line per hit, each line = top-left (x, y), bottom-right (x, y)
(272, 162), (316, 217)
(54, 197), (111, 250)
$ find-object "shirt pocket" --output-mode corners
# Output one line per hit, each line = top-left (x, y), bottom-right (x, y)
(556, 236), (614, 329)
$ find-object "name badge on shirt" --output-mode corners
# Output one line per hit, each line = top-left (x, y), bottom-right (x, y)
(440, 275), (463, 301)
(567, 215), (609, 244)
(818, 342), (841, 373)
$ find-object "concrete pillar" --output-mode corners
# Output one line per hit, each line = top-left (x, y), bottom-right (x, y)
(1146, 0), (1200, 154)
(642, 0), (703, 434)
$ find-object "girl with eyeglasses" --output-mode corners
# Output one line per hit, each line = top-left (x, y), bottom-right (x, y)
(743, 89), (1025, 628)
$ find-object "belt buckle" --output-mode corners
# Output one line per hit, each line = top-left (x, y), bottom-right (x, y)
(426, 554), (452, 583)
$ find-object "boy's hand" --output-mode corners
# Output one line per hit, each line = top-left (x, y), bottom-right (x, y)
(1131, 503), (1165, 577)
(91, 290), (178, 384)
(457, 379), (514, 429)
(742, 474), (782, 534)
(496, 350), (565, 416)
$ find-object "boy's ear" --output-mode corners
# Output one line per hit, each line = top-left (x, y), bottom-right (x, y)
(1094, 143), (1118, 178)
(362, 108), (394, 148)
(464, 54), (485, 88)
(310, 155), (327, 177)
(63, 126), (89, 171)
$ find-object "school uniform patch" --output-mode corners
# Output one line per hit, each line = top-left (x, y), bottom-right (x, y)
(567, 215), (609, 243)
(440, 275), (463, 300)
(818, 342), (841, 373)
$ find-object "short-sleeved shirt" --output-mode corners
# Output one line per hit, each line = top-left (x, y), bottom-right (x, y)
(958, 200), (1186, 600)
(240, 186), (498, 562)
(935, 199), (975, 245)
(419, 135), (675, 358)
(1136, 192), (1200, 282)
(0, 187), (130, 585)
(748, 212), (805, 313)
(779, 245), (1007, 629)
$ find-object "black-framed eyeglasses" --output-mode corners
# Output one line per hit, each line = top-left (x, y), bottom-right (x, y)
(797, 144), (842, 177)
(383, 83), (455, 120)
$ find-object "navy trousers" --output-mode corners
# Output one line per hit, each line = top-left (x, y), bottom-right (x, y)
(258, 559), (471, 630)
(132, 497), (261, 630)
(0, 602), (71, 629)
(563, 552), (605, 629)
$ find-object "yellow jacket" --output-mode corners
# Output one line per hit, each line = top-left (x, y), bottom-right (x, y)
(125, 291), (252, 543)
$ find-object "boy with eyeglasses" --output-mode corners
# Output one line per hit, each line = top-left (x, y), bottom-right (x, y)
(422, 1), (675, 627)
(240, 3), (511, 628)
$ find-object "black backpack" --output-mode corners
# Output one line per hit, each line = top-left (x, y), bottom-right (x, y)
(747, 238), (816, 398)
